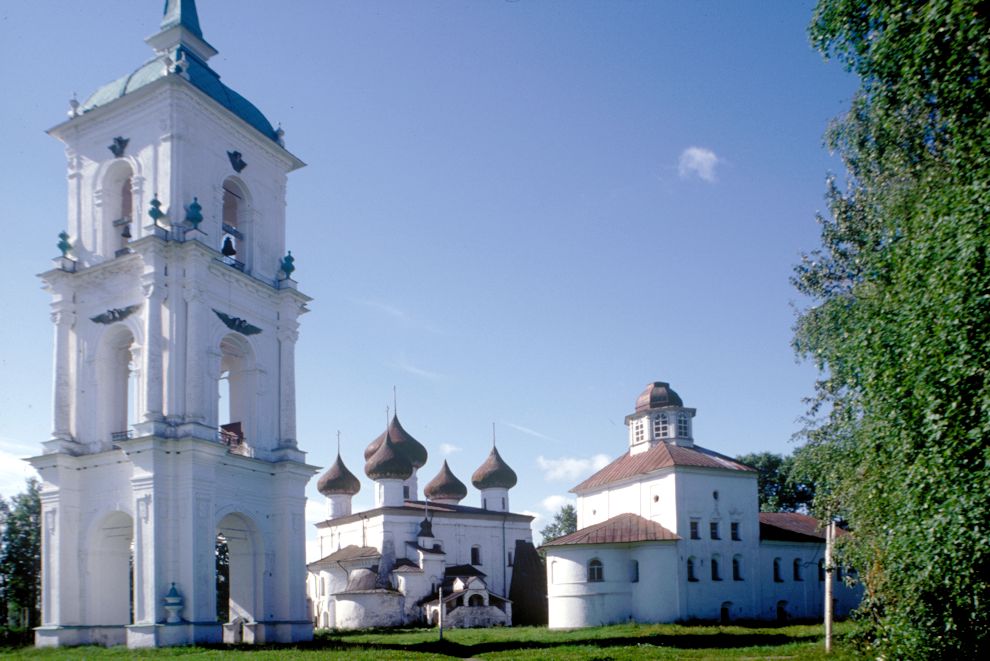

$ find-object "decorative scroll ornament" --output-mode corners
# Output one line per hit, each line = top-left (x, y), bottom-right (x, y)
(213, 309), (262, 335)
(91, 304), (141, 325)
(108, 136), (129, 158)
(227, 150), (247, 173)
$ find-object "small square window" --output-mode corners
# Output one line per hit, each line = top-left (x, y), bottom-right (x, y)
(710, 521), (720, 540)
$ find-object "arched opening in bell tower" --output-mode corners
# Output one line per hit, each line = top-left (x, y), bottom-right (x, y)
(102, 161), (135, 257)
(85, 511), (134, 626)
(217, 334), (256, 453)
(98, 326), (139, 447)
(221, 178), (250, 271)
(216, 513), (263, 633)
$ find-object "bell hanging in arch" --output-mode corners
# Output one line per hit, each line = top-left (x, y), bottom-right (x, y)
(221, 236), (237, 257)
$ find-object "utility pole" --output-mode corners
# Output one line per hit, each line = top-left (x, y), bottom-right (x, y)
(438, 586), (444, 642)
(824, 519), (834, 653)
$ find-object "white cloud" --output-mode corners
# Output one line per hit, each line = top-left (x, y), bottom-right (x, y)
(388, 358), (447, 381)
(0, 449), (39, 500)
(439, 443), (462, 455)
(536, 454), (611, 482)
(502, 421), (557, 443)
(305, 499), (325, 525)
(678, 146), (721, 182)
(541, 494), (573, 513)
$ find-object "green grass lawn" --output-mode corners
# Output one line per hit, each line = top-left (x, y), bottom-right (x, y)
(0, 622), (864, 660)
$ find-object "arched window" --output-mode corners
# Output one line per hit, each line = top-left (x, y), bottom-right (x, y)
(550, 560), (557, 584)
(653, 413), (669, 439)
(793, 558), (803, 581)
(99, 326), (138, 447)
(471, 545), (481, 566)
(630, 560), (639, 583)
(587, 558), (604, 582)
(711, 555), (722, 581)
(732, 555), (743, 581)
(773, 557), (783, 582)
(468, 594), (484, 607)
(687, 556), (698, 582)
(677, 412), (689, 437)
(818, 559), (826, 581)
(221, 179), (248, 271)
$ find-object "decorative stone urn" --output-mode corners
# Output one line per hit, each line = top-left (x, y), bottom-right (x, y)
(163, 583), (184, 624)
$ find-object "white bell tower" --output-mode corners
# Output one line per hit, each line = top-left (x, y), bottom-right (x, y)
(29, 0), (316, 648)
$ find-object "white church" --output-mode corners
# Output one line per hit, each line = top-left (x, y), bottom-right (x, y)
(306, 415), (542, 629)
(29, 0), (314, 647)
(543, 382), (861, 627)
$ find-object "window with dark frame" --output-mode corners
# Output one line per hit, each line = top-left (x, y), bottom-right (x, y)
(731, 521), (740, 541)
(588, 558), (604, 582)
(710, 521), (720, 540)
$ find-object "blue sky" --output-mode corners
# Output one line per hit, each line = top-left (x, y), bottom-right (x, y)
(0, 1), (855, 549)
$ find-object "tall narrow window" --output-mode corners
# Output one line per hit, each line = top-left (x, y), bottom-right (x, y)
(731, 522), (741, 541)
(773, 557), (783, 582)
(687, 557), (698, 582)
(732, 555), (743, 581)
(690, 520), (700, 540)
(630, 560), (639, 583)
(471, 546), (481, 566)
(793, 558), (803, 581)
(633, 419), (645, 443)
(677, 413), (689, 437)
(653, 413), (669, 439)
(710, 521), (720, 540)
(711, 555), (722, 581)
(818, 559), (825, 582)
(587, 558), (604, 582)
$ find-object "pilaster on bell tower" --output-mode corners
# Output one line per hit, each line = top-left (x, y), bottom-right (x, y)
(30, 0), (316, 648)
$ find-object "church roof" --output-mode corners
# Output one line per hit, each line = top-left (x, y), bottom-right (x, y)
(364, 432), (414, 480)
(317, 453), (361, 496)
(424, 460), (468, 501)
(313, 499), (534, 529)
(364, 415), (428, 468)
(541, 513), (679, 547)
(759, 512), (848, 544)
(307, 544), (380, 569)
(571, 442), (755, 494)
(77, 1), (280, 144)
(471, 446), (518, 490)
(635, 381), (684, 412)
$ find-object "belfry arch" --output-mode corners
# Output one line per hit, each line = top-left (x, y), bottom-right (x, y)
(217, 333), (257, 452)
(99, 160), (137, 258)
(216, 512), (263, 642)
(85, 511), (134, 628)
(220, 177), (251, 271)
(96, 325), (140, 450)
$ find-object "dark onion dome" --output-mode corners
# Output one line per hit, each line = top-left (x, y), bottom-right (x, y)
(424, 460), (468, 502)
(471, 447), (518, 490)
(317, 453), (361, 496)
(364, 433), (413, 481)
(635, 381), (684, 412)
(363, 415), (428, 468)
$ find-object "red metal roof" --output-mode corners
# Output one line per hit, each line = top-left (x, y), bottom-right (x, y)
(571, 442), (755, 493)
(759, 512), (848, 543)
(541, 512), (679, 547)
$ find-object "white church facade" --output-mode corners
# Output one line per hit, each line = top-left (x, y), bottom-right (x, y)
(29, 0), (314, 647)
(306, 416), (543, 629)
(544, 382), (862, 627)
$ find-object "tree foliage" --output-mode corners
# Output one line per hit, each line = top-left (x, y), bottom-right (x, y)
(0, 479), (41, 629)
(735, 452), (815, 513)
(796, 1), (990, 656)
(540, 504), (577, 544)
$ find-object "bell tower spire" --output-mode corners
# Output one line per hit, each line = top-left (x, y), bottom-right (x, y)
(146, 0), (217, 62)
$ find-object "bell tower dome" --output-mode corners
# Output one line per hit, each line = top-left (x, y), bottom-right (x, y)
(29, 1), (315, 648)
